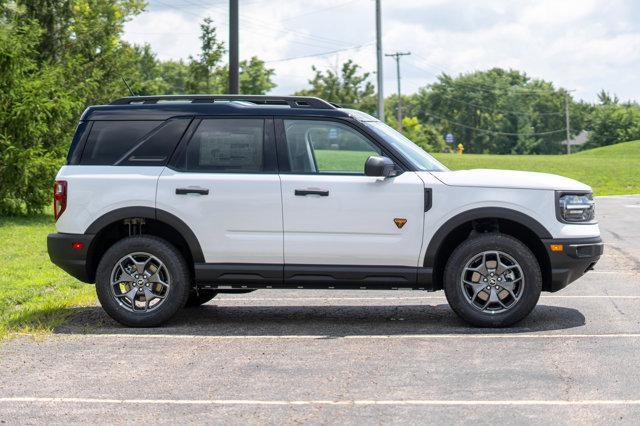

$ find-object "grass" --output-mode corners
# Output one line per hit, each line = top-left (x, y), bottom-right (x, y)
(315, 149), (374, 172)
(0, 213), (95, 340)
(316, 140), (640, 195)
(0, 141), (636, 339)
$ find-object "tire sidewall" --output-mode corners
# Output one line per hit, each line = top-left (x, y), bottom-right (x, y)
(444, 234), (542, 327)
(95, 236), (191, 327)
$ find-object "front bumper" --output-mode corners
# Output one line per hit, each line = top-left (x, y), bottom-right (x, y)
(542, 236), (603, 292)
(47, 233), (95, 283)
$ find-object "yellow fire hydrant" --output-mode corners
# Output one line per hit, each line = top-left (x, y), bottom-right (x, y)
(457, 143), (464, 155)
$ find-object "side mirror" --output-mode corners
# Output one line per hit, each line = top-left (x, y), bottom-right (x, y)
(364, 156), (398, 178)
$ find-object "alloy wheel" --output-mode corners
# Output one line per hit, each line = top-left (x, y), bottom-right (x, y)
(109, 252), (171, 313)
(460, 250), (525, 314)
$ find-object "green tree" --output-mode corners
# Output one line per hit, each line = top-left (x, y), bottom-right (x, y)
(295, 60), (376, 113)
(186, 17), (226, 93)
(0, 17), (79, 214)
(240, 56), (276, 94)
(158, 60), (191, 94)
(586, 101), (640, 148)
(399, 117), (446, 153)
(0, 0), (145, 214)
(406, 68), (578, 154)
(183, 17), (275, 95)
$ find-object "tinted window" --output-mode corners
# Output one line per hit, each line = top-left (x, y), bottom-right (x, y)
(67, 121), (90, 165)
(117, 118), (191, 166)
(80, 121), (161, 165)
(283, 120), (380, 174)
(184, 119), (264, 172)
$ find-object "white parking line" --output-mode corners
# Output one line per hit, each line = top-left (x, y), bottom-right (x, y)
(57, 333), (640, 340)
(216, 295), (640, 302)
(2, 397), (640, 406)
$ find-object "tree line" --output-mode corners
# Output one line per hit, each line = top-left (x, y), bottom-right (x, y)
(1, 1), (638, 214)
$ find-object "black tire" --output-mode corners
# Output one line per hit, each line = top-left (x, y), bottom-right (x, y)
(95, 235), (191, 327)
(444, 233), (542, 327)
(184, 289), (218, 307)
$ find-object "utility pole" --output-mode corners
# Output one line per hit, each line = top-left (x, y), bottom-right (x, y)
(375, 0), (384, 121)
(228, 0), (239, 94)
(564, 94), (571, 154)
(385, 51), (410, 131)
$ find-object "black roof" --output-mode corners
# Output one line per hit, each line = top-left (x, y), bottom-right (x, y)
(81, 95), (353, 121)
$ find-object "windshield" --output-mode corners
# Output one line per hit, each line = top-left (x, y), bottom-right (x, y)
(364, 120), (448, 172)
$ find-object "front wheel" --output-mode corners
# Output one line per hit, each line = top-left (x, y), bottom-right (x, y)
(444, 233), (542, 327)
(95, 236), (191, 327)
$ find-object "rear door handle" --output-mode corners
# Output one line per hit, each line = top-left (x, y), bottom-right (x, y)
(176, 187), (209, 195)
(295, 189), (329, 197)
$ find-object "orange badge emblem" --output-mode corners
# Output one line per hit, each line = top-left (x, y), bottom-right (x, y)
(394, 218), (407, 229)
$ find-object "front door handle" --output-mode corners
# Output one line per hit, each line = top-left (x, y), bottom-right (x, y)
(295, 189), (329, 197)
(176, 187), (209, 195)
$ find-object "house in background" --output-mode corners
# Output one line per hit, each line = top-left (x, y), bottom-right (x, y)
(562, 130), (590, 147)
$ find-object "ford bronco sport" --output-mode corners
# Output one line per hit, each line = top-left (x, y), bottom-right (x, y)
(48, 95), (603, 327)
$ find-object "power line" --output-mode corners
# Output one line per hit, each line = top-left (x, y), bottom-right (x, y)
(424, 110), (567, 136)
(280, 0), (363, 22)
(152, 0), (360, 50)
(265, 42), (373, 63)
(403, 61), (565, 118)
(238, 15), (358, 48)
(411, 53), (571, 96)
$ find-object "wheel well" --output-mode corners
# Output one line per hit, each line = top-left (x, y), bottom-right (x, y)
(431, 218), (551, 291)
(86, 218), (194, 282)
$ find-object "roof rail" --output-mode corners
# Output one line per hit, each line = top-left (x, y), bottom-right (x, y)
(110, 95), (335, 109)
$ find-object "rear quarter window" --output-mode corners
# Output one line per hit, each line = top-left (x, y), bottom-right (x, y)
(79, 121), (162, 165)
(117, 118), (191, 166)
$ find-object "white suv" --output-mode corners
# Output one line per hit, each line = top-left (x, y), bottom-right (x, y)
(48, 95), (603, 327)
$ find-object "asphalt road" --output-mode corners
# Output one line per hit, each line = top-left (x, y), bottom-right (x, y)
(1, 195), (639, 425)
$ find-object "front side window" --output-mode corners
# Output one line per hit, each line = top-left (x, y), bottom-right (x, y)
(283, 120), (380, 174)
(184, 119), (265, 172)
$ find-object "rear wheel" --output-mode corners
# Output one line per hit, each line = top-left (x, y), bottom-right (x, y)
(444, 233), (542, 327)
(185, 289), (218, 307)
(95, 236), (191, 327)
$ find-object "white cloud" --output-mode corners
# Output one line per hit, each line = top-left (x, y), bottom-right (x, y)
(519, 0), (600, 25)
(122, 0), (640, 102)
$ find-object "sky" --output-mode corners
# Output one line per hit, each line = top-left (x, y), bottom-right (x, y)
(122, 0), (640, 103)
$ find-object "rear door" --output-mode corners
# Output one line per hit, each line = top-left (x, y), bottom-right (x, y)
(156, 117), (283, 268)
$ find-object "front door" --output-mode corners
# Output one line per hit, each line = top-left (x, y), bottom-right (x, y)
(156, 117), (283, 266)
(278, 119), (425, 271)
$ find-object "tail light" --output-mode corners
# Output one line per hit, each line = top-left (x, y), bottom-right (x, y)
(53, 180), (67, 221)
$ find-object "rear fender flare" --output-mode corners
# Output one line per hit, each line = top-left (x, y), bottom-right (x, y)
(85, 206), (204, 263)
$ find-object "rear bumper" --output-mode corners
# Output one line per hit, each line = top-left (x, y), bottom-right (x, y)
(542, 236), (603, 292)
(47, 233), (95, 283)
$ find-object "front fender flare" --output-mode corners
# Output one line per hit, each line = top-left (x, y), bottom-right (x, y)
(423, 207), (552, 268)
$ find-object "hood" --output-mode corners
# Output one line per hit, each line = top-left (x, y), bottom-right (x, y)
(430, 169), (591, 192)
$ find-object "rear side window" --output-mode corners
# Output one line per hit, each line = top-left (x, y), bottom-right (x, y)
(80, 121), (161, 165)
(182, 119), (265, 173)
(117, 118), (191, 166)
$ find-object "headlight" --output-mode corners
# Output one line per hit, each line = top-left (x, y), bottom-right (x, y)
(557, 192), (595, 223)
